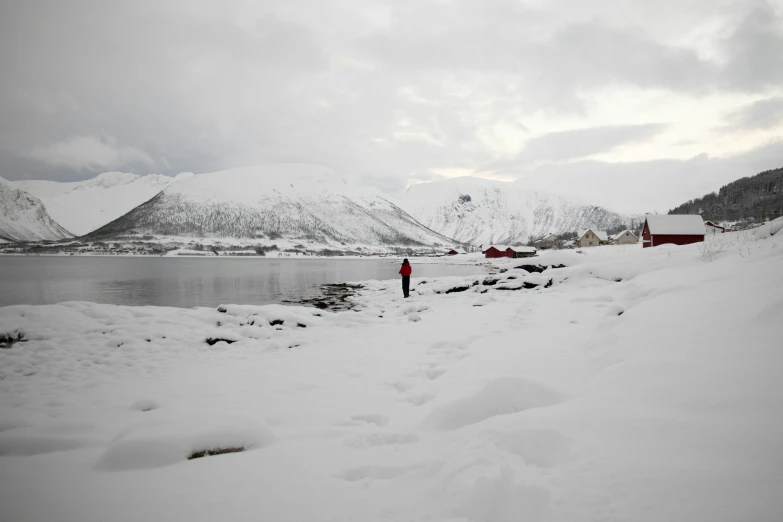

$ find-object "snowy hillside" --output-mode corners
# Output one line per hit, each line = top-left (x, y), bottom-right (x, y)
(396, 177), (634, 245)
(1, 223), (781, 521)
(88, 165), (458, 248)
(13, 172), (184, 236)
(0, 177), (72, 242)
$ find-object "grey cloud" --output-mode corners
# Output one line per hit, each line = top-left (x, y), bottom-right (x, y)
(483, 124), (668, 173)
(510, 140), (783, 214)
(721, 3), (783, 91)
(726, 96), (783, 130)
(0, 0), (781, 199)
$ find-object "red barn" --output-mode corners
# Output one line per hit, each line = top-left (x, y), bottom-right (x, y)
(642, 215), (706, 248)
(482, 245), (508, 258)
(506, 246), (537, 258)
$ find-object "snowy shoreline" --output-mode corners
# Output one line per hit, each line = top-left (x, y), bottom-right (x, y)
(1, 224), (782, 521)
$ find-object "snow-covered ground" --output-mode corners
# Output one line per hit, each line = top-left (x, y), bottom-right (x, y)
(1, 223), (781, 522)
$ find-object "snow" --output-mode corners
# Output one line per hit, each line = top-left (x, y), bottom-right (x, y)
(644, 214), (706, 235)
(13, 172), (177, 236)
(1, 228), (782, 521)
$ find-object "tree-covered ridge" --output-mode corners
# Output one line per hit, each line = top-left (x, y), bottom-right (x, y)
(669, 167), (783, 224)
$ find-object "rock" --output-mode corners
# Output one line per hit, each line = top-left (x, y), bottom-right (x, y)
(188, 446), (245, 460)
(514, 264), (545, 273)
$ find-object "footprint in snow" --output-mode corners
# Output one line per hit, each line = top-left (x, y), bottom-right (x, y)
(349, 414), (389, 427)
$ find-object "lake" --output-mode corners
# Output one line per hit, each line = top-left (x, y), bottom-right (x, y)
(0, 256), (488, 308)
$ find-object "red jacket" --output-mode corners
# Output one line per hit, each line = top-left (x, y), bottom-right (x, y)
(399, 264), (412, 277)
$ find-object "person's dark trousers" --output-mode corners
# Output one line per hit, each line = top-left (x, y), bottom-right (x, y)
(402, 276), (410, 298)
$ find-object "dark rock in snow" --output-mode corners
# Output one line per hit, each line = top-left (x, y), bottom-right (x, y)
(514, 264), (545, 273)
(287, 282), (363, 312)
(296, 323), (307, 328)
(217, 306), (228, 313)
(188, 446), (244, 460)
(0, 331), (25, 349)
(445, 286), (471, 294)
(206, 337), (237, 346)
(482, 278), (500, 286)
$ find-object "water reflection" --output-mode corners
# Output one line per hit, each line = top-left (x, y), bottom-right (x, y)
(0, 257), (488, 308)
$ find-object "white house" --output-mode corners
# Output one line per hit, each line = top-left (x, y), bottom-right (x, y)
(576, 229), (608, 247)
(611, 230), (638, 245)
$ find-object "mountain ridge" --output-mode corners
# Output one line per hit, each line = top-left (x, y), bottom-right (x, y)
(13, 172), (183, 236)
(0, 176), (73, 242)
(394, 176), (635, 245)
(86, 165), (459, 249)
(668, 166), (783, 224)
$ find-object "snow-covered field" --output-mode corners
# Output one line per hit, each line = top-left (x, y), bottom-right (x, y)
(1, 223), (782, 522)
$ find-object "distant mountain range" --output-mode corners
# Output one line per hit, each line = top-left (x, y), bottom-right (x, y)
(86, 165), (458, 249)
(668, 166), (783, 224)
(2, 164), (638, 247)
(394, 177), (635, 245)
(0, 176), (72, 242)
(13, 172), (186, 236)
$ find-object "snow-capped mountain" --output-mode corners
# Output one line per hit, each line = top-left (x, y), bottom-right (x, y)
(13, 172), (186, 236)
(88, 165), (458, 248)
(0, 176), (72, 242)
(395, 177), (635, 245)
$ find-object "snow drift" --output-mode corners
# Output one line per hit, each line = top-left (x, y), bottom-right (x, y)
(1, 212), (782, 522)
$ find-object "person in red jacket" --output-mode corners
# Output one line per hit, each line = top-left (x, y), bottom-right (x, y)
(399, 258), (412, 298)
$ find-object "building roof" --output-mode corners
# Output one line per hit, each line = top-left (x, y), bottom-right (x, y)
(483, 244), (508, 252)
(577, 229), (609, 241)
(448, 247), (467, 254)
(704, 221), (725, 229)
(611, 230), (637, 240)
(506, 245), (537, 253)
(645, 215), (706, 235)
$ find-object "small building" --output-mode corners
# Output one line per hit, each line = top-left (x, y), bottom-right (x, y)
(446, 248), (467, 255)
(611, 230), (638, 245)
(482, 245), (509, 258)
(642, 215), (705, 248)
(575, 229), (608, 248)
(534, 233), (559, 249)
(506, 246), (537, 258)
(704, 221), (725, 235)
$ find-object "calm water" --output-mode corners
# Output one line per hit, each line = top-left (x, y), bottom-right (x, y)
(0, 256), (487, 308)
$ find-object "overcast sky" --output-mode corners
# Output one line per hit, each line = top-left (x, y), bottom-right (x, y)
(1, 0), (782, 213)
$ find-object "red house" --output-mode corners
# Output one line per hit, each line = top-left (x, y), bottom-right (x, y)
(642, 215), (706, 248)
(482, 245), (509, 258)
(704, 221), (726, 235)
